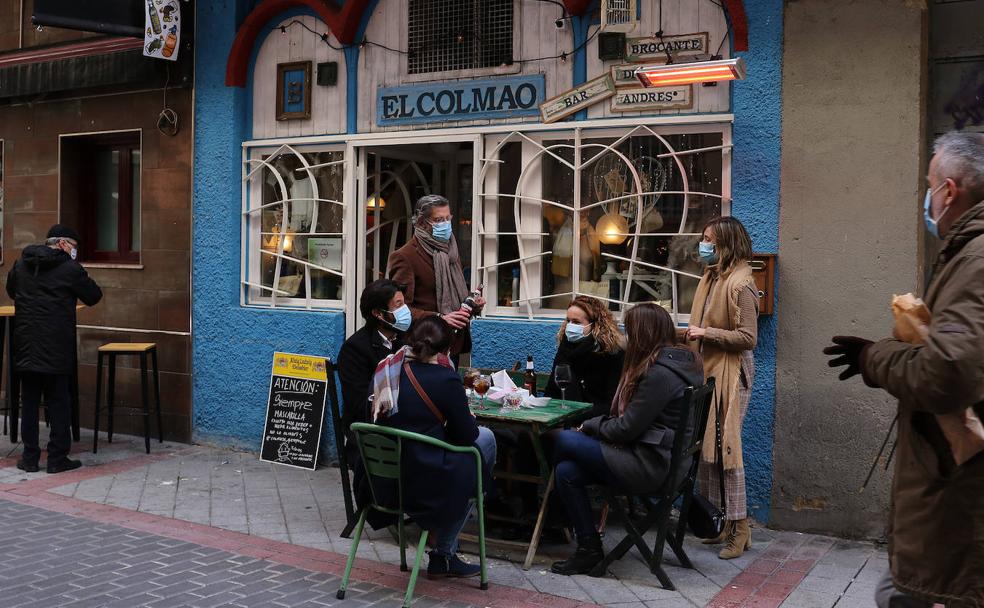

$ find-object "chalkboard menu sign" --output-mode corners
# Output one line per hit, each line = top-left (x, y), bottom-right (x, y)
(260, 352), (329, 470)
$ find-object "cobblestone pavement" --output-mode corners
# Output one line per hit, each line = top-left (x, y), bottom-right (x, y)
(0, 430), (892, 607)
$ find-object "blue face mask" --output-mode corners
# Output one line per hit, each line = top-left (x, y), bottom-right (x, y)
(385, 304), (412, 332)
(698, 242), (718, 264)
(431, 221), (452, 242)
(923, 183), (948, 239)
(564, 322), (591, 343)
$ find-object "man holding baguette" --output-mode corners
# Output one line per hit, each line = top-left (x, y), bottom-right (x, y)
(825, 131), (984, 608)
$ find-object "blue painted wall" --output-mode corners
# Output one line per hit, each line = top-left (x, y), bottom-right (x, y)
(726, 0), (784, 523)
(193, 0), (783, 521)
(193, 0), (346, 459)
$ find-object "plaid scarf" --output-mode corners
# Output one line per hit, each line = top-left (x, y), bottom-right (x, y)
(371, 346), (454, 421)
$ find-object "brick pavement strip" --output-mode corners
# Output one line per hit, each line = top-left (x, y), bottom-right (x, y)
(0, 495), (595, 608)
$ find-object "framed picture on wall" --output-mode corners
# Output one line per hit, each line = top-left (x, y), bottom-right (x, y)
(276, 61), (312, 121)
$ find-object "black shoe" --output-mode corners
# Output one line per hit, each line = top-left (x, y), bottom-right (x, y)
(550, 535), (604, 576)
(426, 551), (481, 579)
(46, 458), (82, 474)
(16, 459), (39, 473)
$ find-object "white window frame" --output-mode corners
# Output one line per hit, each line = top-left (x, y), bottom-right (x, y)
(241, 143), (348, 310)
(476, 122), (732, 324)
(239, 113), (733, 324)
(600, 0), (638, 33)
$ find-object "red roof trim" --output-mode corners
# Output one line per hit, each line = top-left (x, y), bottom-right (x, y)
(0, 37), (143, 69)
(225, 0), (371, 87)
(722, 0), (749, 52)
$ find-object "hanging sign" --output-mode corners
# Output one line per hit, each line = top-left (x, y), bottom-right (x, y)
(625, 32), (709, 63)
(260, 352), (330, 470)
(143, 0), (181, 61)
(539, 74), (616, 124)
(377, 75), (545, 126)
(611, 85), (693, 112)
(612, 64), (646, 87)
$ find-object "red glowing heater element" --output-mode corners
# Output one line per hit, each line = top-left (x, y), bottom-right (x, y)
(635, 57), (747, 88)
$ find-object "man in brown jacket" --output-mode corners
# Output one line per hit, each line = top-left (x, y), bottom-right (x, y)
(826, 131), (984, 608)
(389, 195), (484, 361)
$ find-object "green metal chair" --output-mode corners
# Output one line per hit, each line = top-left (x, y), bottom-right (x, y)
(337, 422), (489, 607)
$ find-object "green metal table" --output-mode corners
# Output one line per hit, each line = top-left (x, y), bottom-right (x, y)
(469, 397), (594, 569)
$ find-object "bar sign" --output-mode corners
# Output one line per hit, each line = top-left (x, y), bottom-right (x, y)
(611, 85), (693, 112)
(539, 74), (616, 124)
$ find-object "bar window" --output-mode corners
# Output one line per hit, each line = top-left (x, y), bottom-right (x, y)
(60, 132), (141, 264)
(479, 124), (731, 323)
(243, 145), (346, 309)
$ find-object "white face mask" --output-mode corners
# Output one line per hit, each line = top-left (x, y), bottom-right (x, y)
(70, 248), (78, 260)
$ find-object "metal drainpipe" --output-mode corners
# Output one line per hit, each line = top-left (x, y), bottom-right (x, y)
(19, 0), (24, 48)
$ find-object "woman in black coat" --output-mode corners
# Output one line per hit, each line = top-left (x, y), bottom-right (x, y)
(549, 303), (704, 576)
(544, 295), (624, 417)
(371, 316), (496, 580)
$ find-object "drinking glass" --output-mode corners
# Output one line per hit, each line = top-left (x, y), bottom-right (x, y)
(554, 364), (573, 410)
(462, 368), (479, 404)
(474, 374), (491, 410)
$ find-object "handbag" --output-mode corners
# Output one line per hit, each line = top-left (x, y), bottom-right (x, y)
(687, 392), (727, 539)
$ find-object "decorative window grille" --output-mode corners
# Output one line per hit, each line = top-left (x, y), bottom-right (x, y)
(601, 0), (637, 32)
(477, 125), (731, 322)
(242, 145), (347, 309)
(408, 0), (513, 74)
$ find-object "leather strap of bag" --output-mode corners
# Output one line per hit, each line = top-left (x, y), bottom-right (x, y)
(403, 363), (446, 425)
(714, 391), (727, 513)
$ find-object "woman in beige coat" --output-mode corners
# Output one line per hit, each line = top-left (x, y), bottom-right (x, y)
(685, 217), (758, 560)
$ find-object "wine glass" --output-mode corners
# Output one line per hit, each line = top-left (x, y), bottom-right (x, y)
(473, 374), (491, 410)
(554, 364), (573, 410)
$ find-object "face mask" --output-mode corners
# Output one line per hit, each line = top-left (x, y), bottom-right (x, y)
(70, 248), (78, 260)
(923, 183), (949, 239)
(431, 221), (452, 242)
(565, 322), (591, 343)
(384, 304), (412, 332)
(698, 242), (717, 264)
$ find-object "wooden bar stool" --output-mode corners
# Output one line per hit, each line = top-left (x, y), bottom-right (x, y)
(93, 343), (163, 454)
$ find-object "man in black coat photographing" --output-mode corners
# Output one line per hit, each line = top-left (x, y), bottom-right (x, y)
(6, 225), (102, 473)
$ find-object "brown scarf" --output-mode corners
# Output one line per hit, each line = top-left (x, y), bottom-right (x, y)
(413, 225), (470, 315)
(689, 261), (754, 470)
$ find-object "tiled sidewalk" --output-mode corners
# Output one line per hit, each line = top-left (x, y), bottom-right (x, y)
(0, 430), (889, 607)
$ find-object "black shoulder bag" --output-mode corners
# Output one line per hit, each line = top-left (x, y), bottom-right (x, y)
(687, 392), (727, 539)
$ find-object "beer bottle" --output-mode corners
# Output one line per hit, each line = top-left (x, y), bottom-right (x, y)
(524, 355), (537, 396)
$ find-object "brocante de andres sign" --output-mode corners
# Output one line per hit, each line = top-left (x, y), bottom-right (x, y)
(377, 75), (545, 126)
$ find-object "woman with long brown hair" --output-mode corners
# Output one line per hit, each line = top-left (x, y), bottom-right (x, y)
(685, 216), (758, 560)
(549, 303), (704, 575)
(544, 295), (625, 417)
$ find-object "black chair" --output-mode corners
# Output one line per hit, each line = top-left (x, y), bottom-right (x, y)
(325, 358), (357, 538)
(589, 378), (716, 590)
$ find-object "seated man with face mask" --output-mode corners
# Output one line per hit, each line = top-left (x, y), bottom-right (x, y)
(337, 279), (411, 463)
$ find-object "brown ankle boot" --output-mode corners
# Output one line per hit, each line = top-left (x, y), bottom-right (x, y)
(718, 519), (751, 559)
(702, 520), (732, 545)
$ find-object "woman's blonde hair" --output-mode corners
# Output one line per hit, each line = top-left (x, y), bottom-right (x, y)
(557, 295), (623, 354)
(703, 217), (753, 274)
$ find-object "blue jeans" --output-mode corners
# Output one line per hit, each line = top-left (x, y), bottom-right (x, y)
(432, 426), (496, 556)
(551, 429), (614, 541)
